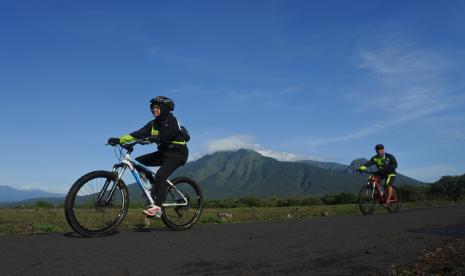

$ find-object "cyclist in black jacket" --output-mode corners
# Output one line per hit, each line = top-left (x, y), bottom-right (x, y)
(358, 144), (397, 207)
(108, 96), (188, 218)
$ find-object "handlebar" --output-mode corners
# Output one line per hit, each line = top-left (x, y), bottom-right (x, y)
(356, 170), (377, 174)
(106, 136), (158, 153)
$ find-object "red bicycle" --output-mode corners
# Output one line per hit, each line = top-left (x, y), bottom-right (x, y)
(357, 171), (401, 215)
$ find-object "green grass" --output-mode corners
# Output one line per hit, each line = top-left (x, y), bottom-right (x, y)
(0, 201), (461, 235)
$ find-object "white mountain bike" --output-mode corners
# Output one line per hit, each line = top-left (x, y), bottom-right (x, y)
(64, 138), (203, 237)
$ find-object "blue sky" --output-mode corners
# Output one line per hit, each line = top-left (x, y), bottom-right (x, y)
(1, 0), (465, 192)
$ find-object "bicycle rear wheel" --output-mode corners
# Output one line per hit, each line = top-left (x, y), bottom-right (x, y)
(64, 171), (129, 237)
(161, 177), (203, 230)
(386, 186), (401, 213)
(358, 185), (376, 215)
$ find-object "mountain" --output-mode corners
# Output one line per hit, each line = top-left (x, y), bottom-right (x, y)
(0, 149), (426, 204)
(298, 160), (348, 172)
(172, 149), (425, 199)
(0, 185), (64, 203)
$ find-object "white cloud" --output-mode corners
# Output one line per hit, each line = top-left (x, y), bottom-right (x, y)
(358, 47), (448, 77)
(254, 149), (313, 162)
(204, 135), (259, 153)
(356, 42), (453, 116)
(281, 86), (302, 95)
(226, 86), (304, 105)
(228, 90), (271, 103)
(443, 128), (465, 141)
(11, 184), (67, 194)
(193, 134), (323, 162)
(160, 84), (207, 97)
(307, 36), (459, 147)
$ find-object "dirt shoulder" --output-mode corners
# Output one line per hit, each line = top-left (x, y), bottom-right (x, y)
(391, 238), (465, 275)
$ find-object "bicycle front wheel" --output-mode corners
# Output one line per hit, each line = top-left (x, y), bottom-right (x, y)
(358, 185), (376, 215)
(161, 177), (203, 230)
(64, 171), (129, 237)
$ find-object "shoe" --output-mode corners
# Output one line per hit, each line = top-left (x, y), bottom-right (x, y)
(143, 205), (162, 218)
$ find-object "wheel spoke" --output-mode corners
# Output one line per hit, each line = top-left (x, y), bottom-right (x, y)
(162, 178), (202, 229)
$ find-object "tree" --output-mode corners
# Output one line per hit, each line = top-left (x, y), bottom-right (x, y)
(238, 196), (261, 207)
(400, 185), (427, 202)
(35, 201), (54, 209)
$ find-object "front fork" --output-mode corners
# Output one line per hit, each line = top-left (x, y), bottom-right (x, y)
(373, 181), (387, 204)
(96, 164), (127, 206)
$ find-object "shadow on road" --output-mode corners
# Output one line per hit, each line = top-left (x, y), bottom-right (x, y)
(62, 231), (120, 238)
(409, 223), (465, 237)
(131, 226), (172, 233)
(62, 226), (174, 238)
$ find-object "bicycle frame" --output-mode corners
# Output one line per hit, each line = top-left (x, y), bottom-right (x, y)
(97, 146), (188, 208)
(367, 175), (386, 204)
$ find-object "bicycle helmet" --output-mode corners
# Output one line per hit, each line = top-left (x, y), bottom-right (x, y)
(150, 96), (175, 111)
(375, 144), (384, 151)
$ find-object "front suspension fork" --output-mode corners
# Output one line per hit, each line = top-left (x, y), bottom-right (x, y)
(96, 164), (127, 205)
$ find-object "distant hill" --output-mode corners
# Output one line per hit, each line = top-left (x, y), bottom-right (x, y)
(0, 149), (426, 204)
(0, 185), (64, 203)
(173, 149), (425, 199)
(298, 160), (348, 172)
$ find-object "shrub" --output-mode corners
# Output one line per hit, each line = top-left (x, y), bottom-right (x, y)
(237, 196), (261, 207)
(260, 197), (279, 207)
(35, 201), (54, 209)
(300, 196), (323, 206)
(321, 192), (357, 205)
(276, 197), (301, 207)
(400, 185), (427, 202)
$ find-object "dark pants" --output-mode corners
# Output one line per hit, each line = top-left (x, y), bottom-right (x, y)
(135, 150), (188, 206)
(375, 172), (396, 186)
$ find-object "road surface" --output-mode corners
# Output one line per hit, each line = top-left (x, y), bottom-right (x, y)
(1, 205), (465, 275)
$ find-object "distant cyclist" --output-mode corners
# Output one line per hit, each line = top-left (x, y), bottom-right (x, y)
(107, 96), (188, 218)
(357, 144), (397, 207)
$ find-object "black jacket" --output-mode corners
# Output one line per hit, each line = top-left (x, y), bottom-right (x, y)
(127, 113), (187, 154)
(363, 153), (397, 175)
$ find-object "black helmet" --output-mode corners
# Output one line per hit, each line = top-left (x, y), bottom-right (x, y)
(375, 144), (384, 151)
(150, 96), (174, 111)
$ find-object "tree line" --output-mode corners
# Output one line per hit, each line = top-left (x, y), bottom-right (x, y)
(8, 174), (465, 209)
(204, 174), (465, 208)
(401, 174), (465, 202)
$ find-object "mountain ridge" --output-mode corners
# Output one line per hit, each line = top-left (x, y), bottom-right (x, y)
(0, 185), (64, 203)
(1, 149), (426, 202)
(173, 149), (425, 199)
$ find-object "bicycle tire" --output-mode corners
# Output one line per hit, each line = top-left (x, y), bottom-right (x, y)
(64, 170), (129, 237)
(358, 185), (376, 215)
(386, 186), (401, 213)
(161, 177), (203, 231)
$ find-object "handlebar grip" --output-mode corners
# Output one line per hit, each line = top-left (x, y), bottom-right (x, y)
(121, 143), (134, 150)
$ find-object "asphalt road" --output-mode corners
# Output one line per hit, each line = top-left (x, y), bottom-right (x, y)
(1, 205), (465, 276)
